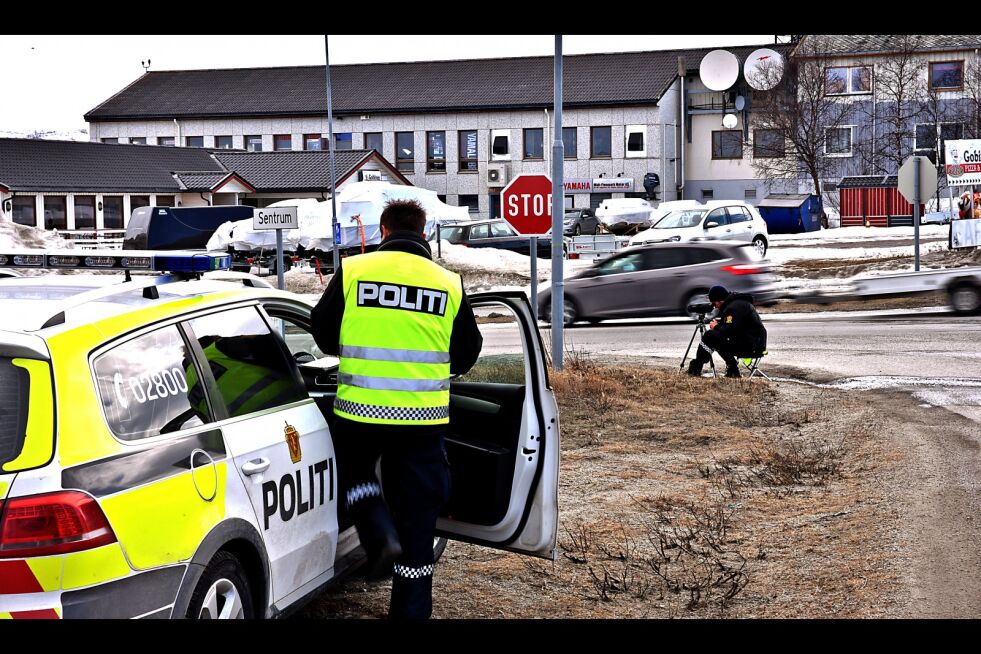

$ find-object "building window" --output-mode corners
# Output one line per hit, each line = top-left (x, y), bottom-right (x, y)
(245, 135), (263, 152)
(396, 132), (415, 172)
(563, 127), (577, 159)
(457, 195), (479, 214)
(437, 194), (446, 203)
(700, 189), (714, 200)
(185, 136), (204, 148)
(129, 137), (146, 145)
(427, 131), (446, 172)
(523, 128), (544, 159)
(930, 61), (963, 90)
(625, 125), (646, 158)
(822, 181), (838, 192)
(825, 126), (853, 156)
(44, 196), (67, 231)
(101, 138), (118, 144)
(74, 195), (96, 230)
(591, 126), (612, 158)
(744, 188), (757, 200)
(712, 130), (743, 159)
(335, 133), (353, 151)
(365, 132), (383, 154)
(215, 135), (233, 149)
(274, 134), (292, 151)
(491, 129), (510, 160)
(304, 133), (324, 151)
(103, 196), (124, 229)
(157, 136), (175, 147)
(12, 196), (36, 227)
(131, 195), (150, 210)
(458, 130), (478, 171)
(753, 129), (785, 158)
(825, 66), (872, 95)
(916, 122), (964, 164)
(155, 195), (175, 207)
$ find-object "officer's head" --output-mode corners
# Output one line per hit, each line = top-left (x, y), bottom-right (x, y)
(380, 199), (427, 239)
(708, 285), (729, 309)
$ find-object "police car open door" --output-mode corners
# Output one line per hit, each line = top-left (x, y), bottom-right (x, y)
(436, 292), (559, 560)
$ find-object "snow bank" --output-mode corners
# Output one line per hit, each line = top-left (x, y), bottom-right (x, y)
(0, 221), (69, 249)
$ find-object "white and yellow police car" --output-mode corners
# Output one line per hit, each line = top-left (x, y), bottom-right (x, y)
(0, 250), (560, 619)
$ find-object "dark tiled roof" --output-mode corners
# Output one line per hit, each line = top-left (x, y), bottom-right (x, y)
(838, 175), (899, 189)
(173, 171), (234, 191)
(85, 44), (789, 121)
(0, 138), (222, 192)
(798, 35), (981, 58)
(213, 150), (375, 191)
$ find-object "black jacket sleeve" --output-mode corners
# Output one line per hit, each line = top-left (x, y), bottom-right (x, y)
(310, 267), (344, 356)
(449, 281), (483, 375)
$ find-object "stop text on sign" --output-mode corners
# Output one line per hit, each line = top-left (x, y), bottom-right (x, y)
(505, 193), (553, 218)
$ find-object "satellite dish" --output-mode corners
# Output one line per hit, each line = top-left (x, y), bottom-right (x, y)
(744, 48), (784, 91)
(699, 50), (739, 91)
(722, 114), (738, 129)
(734, 95), (746, 111)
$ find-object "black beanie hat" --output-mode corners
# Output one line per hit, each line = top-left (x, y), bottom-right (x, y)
(708, 285), (729, 302)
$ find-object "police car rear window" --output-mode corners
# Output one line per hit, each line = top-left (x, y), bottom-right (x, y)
(93, 325), (211, 441)
(0, 358), (30, 465)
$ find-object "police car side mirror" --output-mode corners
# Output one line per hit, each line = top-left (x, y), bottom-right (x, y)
(293, 352), (316, 364)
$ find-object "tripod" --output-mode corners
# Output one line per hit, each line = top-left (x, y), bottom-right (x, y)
(679, 313), (717, 376)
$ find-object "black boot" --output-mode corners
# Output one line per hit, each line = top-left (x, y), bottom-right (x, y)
(352, 497), (403, 580)
(686, 360), (703, 377)
(721, 355), (740, 378)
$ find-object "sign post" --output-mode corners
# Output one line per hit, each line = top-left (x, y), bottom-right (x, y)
(552, 36), (565, 370)
(253, 206), (299, 290)
(501, 174), (553, 325)
(898, 155), (937, 272)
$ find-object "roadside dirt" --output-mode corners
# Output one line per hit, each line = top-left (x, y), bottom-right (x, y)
(299, 358), (981, 619)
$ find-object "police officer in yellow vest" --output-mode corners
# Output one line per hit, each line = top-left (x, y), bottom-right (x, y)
(311, 199), (482, 619)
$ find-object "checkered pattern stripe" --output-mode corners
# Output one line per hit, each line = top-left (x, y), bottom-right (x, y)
(394, 563), (434, 579)
(334, 398), (449, 422)
(346, 482), (382, 508)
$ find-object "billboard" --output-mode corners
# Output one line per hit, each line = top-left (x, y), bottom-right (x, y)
(944, 139), (981, 185)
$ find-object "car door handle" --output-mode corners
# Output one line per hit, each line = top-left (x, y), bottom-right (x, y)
(242, 458), (271, 476)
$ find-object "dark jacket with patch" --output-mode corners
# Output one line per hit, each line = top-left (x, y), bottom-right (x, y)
(713, 292), (767, 354)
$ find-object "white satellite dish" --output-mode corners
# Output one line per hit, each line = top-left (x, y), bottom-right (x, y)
(734, 95), (746, 111)
(722, 113), (738, 129)
(744, 48), (784, 91)
(699, 50), (739, 91)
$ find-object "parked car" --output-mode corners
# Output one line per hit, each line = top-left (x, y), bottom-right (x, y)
(434, 219), (551, 258)
(921, 211), (952, 225)
(538, 241), (778, 325)
(629, 201), (770, 257)
(644, 200), (702, 228)
(563, 209), (599, 236)
(0, 249), (559, 619)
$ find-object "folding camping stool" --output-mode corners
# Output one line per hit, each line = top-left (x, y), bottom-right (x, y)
(739, 350), (771, 380)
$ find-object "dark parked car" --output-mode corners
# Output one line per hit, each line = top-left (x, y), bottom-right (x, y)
(563, 209), (600, 236)
(538, 241), (778, 325)
(434, 219), (552, 258)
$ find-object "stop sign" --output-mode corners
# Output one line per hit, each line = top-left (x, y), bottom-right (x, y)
(501, 174), (553, 236)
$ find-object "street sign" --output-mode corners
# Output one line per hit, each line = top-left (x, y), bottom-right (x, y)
(253, 206), (299, 231)
(501, 174), (553, 236)
(898, 156), (937, 204)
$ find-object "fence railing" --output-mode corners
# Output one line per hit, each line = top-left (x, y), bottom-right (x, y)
(59, 229), (126, 250)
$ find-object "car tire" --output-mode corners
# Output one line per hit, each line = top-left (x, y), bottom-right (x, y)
(542, 298), (579, 325)
(187, 551), (255, 619)
(573, 224), (581, 236)
(949, 281), (981, 315)
(752, 236), (768, 257)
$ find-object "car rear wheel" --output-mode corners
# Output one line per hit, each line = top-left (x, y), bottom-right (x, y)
(573, 224), (581, 236)
(542, 298), (579, 325)
(752, 236), (768, 257)
(188, 551), (254, 619)
(950, 281), (981, 315)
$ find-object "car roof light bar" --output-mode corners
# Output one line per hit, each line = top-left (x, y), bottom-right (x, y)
(0, 249), (231, 274)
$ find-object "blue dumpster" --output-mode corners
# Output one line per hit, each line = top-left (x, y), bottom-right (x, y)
(756, 194), (823, 234)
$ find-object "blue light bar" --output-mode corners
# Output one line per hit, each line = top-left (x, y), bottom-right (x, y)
(0, 249), (232, 273)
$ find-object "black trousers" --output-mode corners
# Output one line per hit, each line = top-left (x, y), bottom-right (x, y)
(333, 417), (451, 620)
(693, 329), (760, 369)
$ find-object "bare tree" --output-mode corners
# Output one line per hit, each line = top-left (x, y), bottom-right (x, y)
(748, 38), (853, 200)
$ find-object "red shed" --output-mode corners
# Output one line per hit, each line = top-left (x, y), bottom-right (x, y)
(838, 175), (925, 227)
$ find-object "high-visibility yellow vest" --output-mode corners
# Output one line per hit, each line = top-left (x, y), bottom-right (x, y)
(335, 250), (462, 425)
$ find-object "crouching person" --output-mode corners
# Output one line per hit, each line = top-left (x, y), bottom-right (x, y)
(687, 285), (767, 378)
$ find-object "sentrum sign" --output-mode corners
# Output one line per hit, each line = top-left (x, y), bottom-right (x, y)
(253, 206), (299, 230)
(501, 174), (552, 236)
(945, 139), (981, 185)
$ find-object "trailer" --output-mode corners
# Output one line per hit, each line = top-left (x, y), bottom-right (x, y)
(565, 234), (632, 261)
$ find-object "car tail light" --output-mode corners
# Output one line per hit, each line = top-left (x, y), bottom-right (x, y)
(720, 264), (762, 276)
(0, 491), (117, 558)
(246, 257), (254, 264)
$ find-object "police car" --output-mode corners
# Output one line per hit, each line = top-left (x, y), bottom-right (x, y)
(0, 250), (560, 619)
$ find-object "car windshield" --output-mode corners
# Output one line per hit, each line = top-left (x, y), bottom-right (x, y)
(653, 209), (706, 229)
